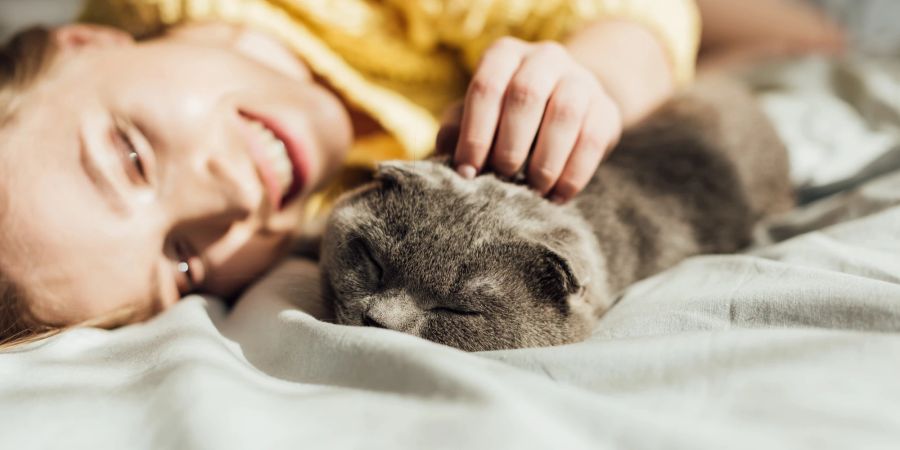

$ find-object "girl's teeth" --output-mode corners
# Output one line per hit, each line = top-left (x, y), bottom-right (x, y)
(249, 119), (294, 195)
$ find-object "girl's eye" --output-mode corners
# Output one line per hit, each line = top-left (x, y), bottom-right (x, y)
(113, 119), (148, 184)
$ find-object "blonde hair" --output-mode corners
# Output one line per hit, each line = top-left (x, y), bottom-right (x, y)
(0, 27), (59, 124)
(0, 27), (61, 349)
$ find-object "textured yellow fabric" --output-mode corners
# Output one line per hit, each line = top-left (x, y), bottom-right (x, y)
(81, 0), (700, 167)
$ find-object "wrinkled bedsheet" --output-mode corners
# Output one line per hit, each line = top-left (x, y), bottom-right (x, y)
(2, 170), (899, 450)
(3, 5), (900, 448)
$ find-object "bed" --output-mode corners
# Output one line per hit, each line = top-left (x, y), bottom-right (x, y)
(2, 2), (900, 449)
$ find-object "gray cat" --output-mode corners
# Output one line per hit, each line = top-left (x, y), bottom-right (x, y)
(319, 77), (793, 351)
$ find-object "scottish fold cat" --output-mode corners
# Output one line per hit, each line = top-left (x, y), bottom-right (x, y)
(319, 77), (793, 351)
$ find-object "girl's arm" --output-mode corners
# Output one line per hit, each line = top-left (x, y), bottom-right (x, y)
(564, 20), (676, 127)
(696, 0), (845, 70)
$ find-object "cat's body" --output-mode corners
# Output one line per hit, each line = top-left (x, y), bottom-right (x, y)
(319, 77), (793, 351)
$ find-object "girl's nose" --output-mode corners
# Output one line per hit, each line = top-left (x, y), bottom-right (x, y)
(156, 128), (269, 251)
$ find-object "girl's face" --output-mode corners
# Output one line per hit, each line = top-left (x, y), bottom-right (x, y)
(0, 26), (352, 325)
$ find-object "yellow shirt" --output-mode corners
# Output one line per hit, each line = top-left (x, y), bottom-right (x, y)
(81, 0), (699, 217)
(82, 0), (700, 163)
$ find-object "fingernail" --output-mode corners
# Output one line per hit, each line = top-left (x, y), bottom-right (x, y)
(457, 164), (477, 179)
(549, 194), (566, 204)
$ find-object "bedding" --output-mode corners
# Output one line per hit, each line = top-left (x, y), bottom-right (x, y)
(3, 2), (900, 449)
(2, 170), (899, 450)
(3, 87), (900, 450)
(746, 55), (900, 202)
(0, 0), (79, 40)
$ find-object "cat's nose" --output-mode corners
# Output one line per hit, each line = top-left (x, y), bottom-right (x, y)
(363, 296), (423, 333)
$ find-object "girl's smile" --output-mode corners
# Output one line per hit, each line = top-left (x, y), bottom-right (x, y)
(0, 25), (352, 326)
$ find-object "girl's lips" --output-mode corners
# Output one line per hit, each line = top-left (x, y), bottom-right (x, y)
(238, 110), (310, 210)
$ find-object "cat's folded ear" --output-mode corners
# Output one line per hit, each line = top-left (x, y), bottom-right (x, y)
(374, 161), (421, 187)
(529, 245), (583, 306)
(375, 159), (455, 188)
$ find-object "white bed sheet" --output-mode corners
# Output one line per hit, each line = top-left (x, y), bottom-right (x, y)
(1, 169), (899, 450)
(3, 3), (900, 448)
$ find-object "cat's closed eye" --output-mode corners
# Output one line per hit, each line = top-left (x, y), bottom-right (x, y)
(429, 306), (481, 316)
(348, 237), (383, 289)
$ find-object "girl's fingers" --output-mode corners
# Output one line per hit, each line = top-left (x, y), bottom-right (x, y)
(527, 74), (592, 195)
(491, 43), (569, 177)
(454, 38), (527, 178)
(550, 95), (621, 202)
(454, 37), (624, 196)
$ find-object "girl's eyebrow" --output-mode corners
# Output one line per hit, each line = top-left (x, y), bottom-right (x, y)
(79, 126), (129, 217)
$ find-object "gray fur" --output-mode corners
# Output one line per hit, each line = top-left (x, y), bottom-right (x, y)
(318, 77), (793, 351)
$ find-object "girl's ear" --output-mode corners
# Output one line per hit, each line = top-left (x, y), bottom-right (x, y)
(52, 24), (134, 53)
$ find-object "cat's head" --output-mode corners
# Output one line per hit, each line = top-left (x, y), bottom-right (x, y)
(320, 160), (610, 351)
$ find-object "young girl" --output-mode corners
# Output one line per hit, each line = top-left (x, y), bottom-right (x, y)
(0, 0), (842, 347)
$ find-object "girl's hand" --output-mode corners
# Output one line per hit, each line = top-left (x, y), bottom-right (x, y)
(438, 37), (622, 203)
